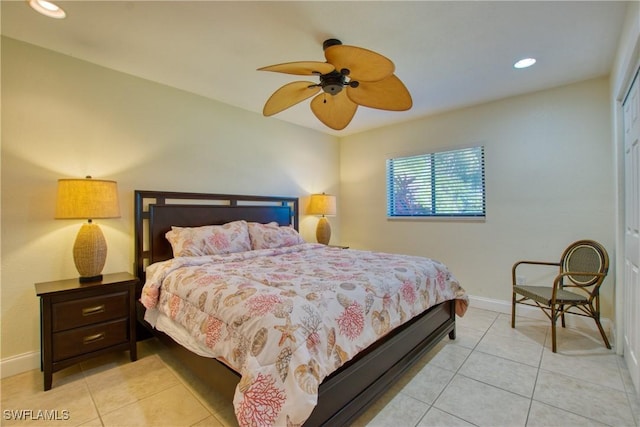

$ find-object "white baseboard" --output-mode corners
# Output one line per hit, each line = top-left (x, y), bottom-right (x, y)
(1, 351), (40, 379)
(468, 294), (613, 338)
(468, 295), (513, 314)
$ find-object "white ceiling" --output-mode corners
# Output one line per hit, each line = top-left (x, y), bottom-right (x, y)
(0, 1), (630, 136)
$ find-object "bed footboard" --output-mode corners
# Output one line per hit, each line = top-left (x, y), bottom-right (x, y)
(307, 299), (455, 426)
(136, 299), (455, 426)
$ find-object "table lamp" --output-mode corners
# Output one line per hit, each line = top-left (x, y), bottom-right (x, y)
(55, 176), (120, 282)
(308, 193), (336, 245)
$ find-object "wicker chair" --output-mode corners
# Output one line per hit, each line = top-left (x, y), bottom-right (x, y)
(511, 240), (610, 353)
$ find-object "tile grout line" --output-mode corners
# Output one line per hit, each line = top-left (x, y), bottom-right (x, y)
(523, 321), (549, 427)
(80, 354), (197, 425)
(79, 363), (106, 427)
(528, 327), (635, 426)
(616, 357), (640, 426)
(154, 353), (226, 426)
(413, 312), (499, 427)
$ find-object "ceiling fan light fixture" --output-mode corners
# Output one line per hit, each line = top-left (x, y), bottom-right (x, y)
(323, 84), (343, 95)
(28, 0), (66, 18)
(514, 57), (536, 69)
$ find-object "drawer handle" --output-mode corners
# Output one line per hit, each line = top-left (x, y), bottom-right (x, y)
(83, 333), (105, 344)
(82, 305), (106, 316)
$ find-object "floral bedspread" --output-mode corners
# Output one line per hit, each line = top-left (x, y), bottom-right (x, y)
(140, 243), (467, 426)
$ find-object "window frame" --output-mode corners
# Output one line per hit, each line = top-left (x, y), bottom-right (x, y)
(386, 145), (486, 220)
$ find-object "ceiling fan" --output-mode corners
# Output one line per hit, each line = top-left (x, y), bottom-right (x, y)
(258, 39), (412, 131)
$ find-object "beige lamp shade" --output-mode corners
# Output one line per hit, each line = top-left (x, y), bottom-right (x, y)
(56, 178), (120, 219)
(55, 177), (120, 282)
(308, 193), (336, 245)
(307, 193), (336, 216)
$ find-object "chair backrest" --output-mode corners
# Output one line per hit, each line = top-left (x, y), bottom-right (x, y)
(561, 240), (609, 287)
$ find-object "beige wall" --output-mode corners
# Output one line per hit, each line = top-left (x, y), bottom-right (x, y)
(340, 77), (615, 318)
(1, 37), (340, 362)
(0, 34), (621, 371)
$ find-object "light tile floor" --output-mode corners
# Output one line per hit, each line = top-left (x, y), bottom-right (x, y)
(2, 307), (639, 426)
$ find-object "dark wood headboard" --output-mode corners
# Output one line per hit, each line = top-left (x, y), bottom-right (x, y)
(134, 190), (299, 282)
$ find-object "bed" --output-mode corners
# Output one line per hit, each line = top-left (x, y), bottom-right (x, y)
(134, 190), (467, 427)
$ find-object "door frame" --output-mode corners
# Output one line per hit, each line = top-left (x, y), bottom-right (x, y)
(613, 16), (640, 364)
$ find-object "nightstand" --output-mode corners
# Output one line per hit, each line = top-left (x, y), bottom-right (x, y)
(35, 272), (138, 391)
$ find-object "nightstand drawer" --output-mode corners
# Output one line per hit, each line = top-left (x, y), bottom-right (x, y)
(52, 291), (128, 331)
(52, 319), (128, 361)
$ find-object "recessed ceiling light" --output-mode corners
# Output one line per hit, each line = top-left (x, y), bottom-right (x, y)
(28, 0), (66, 19)
(514, 58), (536, 69)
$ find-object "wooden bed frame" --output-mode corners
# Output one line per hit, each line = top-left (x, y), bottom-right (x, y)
(133, 190), (456, 426)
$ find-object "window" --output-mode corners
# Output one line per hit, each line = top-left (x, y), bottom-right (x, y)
(386, 146), (485, 218)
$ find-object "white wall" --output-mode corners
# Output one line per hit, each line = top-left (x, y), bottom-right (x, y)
(0, 37), (340, 369)
(340, 77), (615, 318)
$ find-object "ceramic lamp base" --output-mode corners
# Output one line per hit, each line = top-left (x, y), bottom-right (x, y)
(316, 216), (332, 245)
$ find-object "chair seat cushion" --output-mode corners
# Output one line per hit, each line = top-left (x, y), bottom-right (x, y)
(513, 285), (586, 305)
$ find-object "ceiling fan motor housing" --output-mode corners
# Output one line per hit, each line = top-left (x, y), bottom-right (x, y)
(320, 71), (345, 95)
(322, 38), (343, 50)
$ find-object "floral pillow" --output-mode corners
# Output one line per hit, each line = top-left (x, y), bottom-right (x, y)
(165, 220), (251, 257)
(248, 222), (305, 250)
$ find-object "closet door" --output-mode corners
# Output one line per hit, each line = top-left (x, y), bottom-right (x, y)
(623, 68), (640, 392)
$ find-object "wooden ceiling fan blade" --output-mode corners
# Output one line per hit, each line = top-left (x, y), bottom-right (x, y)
(263, 81), (320, 116)
(324, 45), (395, 82)
(310, 91), (358, 130)
(346, 74), (412, 111)
(258, 61), (335, 76)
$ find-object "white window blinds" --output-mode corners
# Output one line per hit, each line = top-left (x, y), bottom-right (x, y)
(386, 146), (485, 218)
